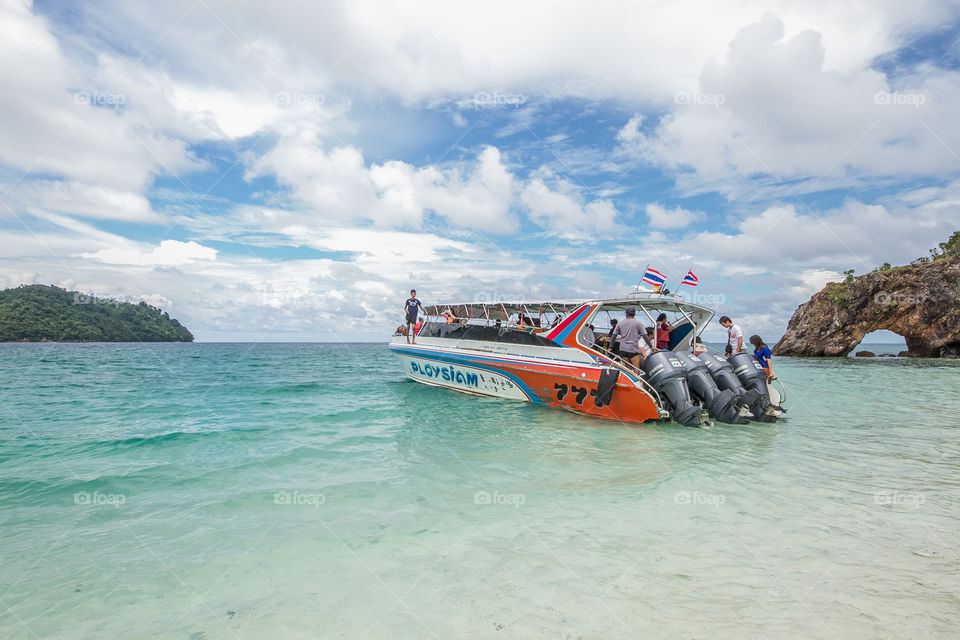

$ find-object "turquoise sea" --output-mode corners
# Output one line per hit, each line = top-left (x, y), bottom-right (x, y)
(1, 343), (958, 639)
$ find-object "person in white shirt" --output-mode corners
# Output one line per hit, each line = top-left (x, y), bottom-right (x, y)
(719, 316), (744, 354)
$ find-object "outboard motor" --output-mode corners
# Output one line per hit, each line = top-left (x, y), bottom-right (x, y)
(729, 353), (781, 422)
(640, 351), (705, 427)
(674, 352), (748, 425)
(697, 351), (748, 395)
(696, 351), (765, 421)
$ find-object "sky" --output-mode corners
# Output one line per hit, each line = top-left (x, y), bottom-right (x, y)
(1, 0), (960, 342)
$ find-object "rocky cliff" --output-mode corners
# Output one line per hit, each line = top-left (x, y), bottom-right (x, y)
(773, 257), (960, 357)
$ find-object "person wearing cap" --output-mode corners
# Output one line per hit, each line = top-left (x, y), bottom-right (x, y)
(606, 318), (620, 356)
(403, 289), (426, 344)
(609, 306), (652, 369)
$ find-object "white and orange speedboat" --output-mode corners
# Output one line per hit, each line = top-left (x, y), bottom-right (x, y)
(389, 292), (784, 426)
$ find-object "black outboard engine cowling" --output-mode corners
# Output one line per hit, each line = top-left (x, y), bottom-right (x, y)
(640, 351), (704, 427)
(697, 351), (763, 420)
(728, 352), (778, 422)
(697, 351), (747, 395)
(673, 352), (748, 424)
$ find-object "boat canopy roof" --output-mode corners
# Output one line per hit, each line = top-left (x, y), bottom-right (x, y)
(423, 292), (715, 321)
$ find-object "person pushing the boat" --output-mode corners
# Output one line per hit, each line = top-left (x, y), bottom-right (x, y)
(404, 290), (426, 344)
(609, 306), (651, 369)
(749, 335), (775, 381)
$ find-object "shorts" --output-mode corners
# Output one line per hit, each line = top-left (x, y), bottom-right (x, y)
(406, 313), (417, 324)
(619, 350), (640, 359)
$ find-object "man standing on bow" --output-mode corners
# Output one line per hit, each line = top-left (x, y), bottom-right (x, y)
(403, 290), (426, 344)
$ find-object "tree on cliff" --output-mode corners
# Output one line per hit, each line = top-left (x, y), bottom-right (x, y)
(930, 231), (960, 261)
(0, 285), (194, 342)
(911, 231), (960, 265)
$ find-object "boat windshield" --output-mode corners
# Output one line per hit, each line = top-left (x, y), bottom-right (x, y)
(419, 293), (714, 348)
(586, 296), (714, 353)
(416, 321), (559, 347)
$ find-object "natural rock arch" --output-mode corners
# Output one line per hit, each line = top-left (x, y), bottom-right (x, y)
(773, 257), (960, 357)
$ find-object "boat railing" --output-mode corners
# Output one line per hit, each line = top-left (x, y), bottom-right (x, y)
(588, 346), (665, 410)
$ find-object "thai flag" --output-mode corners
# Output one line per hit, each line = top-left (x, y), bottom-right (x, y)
(681, 270), (699, 287)
(641, 268), (667, 287)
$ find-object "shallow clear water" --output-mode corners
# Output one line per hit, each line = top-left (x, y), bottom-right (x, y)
(1, 343), (958, 639)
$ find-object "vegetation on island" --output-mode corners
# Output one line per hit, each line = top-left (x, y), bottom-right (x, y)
(827, 232), (960, 311)
(0, 285), (193, 342)
(869, 230), (960, 273)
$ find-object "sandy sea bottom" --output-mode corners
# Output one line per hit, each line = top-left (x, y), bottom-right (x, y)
(1, 343), (958, 639)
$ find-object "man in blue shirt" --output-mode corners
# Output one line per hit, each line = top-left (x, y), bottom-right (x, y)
(403, 289), (426, 344)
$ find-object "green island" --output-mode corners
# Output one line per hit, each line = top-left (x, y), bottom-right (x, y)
(0, 284), (193, 342)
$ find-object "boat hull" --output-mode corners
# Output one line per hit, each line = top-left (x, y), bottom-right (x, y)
(390, 342), (661, 424)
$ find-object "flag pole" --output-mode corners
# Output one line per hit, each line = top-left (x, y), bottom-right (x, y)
(636, 263), (649, 294)
(679, 265), (690, 298)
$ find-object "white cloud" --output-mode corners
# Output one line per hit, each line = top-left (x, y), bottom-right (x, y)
(10, 180), (161, 222)
(618, 15), (960, 196)
(414, 146), (517, 232)
(0, 0), (201, 193)
(790, 268), (844, 298)
(80, 239), (217, 266)
(645, 203), (704, 229)
(520, 171), (619, 238)
(247, 135), (518, 232)
(687, 198), (960, 271)
(74, 0), (953, 103)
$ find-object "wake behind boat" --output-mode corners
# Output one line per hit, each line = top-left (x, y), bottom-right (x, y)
(389, 292), (785, 427)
